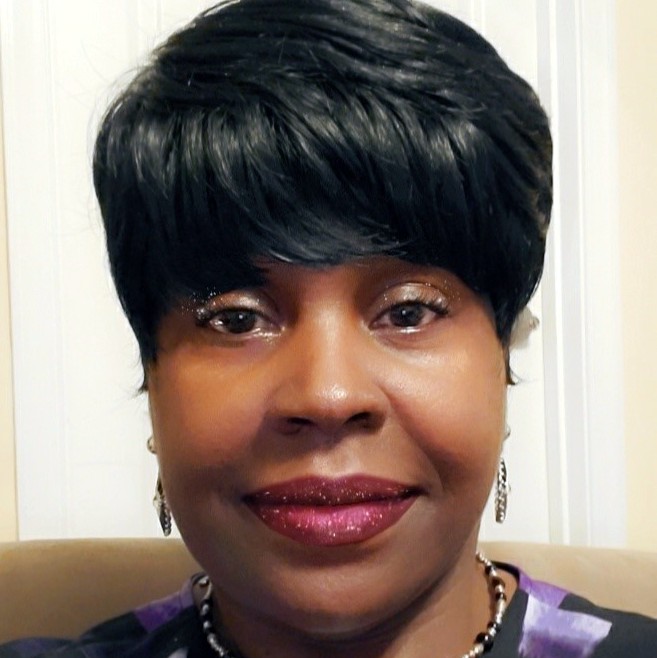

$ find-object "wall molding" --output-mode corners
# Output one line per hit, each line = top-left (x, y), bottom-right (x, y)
(538, 0), (625, 546)
(0, 0), (69, 538)
(0, 64), (18, 542)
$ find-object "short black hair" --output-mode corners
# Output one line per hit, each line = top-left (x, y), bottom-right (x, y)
(93, 0), (552, 366)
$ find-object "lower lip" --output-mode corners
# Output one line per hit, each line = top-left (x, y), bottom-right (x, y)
(247, 498), (417, 546)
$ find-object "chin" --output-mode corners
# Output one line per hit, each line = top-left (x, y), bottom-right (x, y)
(262, 593), (407, 641)
(236, 557), (433, 643)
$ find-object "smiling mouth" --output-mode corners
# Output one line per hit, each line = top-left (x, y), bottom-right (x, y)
(243, 476), (421, 546)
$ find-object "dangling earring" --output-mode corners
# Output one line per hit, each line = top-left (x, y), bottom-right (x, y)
(495, 457), (510, 524)
(147, 436), (172, 537)
(153, 474), (172, 537)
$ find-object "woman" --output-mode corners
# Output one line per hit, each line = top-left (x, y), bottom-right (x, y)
(1, 0), (655, 656)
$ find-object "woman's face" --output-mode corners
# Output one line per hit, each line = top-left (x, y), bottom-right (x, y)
(149, 257), (507, 637)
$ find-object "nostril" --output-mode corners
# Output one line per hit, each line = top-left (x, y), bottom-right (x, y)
(348, 411), (373, 427)
(286, 417), (312, 432)
(281, 413), (374, 434)
(278, 417), (313, 436)
(289, 417), (312, 426)
(276, 407), (383, 436)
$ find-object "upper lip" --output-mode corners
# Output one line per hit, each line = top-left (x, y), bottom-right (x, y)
(243, 475), (421, 506)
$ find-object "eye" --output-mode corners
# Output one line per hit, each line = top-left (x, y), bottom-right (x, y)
(206, 308), (261, 334)
(194, 294), (278, 338)
(387, 302), (440, 328)
(371, 286), (450, 331)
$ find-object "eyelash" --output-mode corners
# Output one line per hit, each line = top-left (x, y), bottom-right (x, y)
(194, 289), (450, 336)
(195, 304), (273, 335)
(374, 292), (450, 329)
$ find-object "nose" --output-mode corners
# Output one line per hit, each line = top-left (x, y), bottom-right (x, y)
(267, 317), (387, 439)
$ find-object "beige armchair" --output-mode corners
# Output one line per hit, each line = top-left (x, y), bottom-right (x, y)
(1, 539), (656, 644)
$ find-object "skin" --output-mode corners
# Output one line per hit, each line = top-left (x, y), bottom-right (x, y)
(148, 256), (513, 658)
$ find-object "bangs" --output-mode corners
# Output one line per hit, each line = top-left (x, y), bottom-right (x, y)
(99, 88), (542, 289)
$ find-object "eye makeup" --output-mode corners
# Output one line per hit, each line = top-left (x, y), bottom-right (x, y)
(191, 289), (282, 341)
(375, 281), (452, 316)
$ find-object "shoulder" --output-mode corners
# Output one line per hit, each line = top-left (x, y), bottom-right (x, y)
(0, 578), (201, 658)
(514, 568), (657, 658)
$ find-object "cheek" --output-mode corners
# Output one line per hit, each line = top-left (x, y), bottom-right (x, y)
(386, 337), (507, 489)
(148, 356), (266, 480)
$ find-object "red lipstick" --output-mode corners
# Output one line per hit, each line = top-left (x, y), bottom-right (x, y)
(243, 476), (420, 546)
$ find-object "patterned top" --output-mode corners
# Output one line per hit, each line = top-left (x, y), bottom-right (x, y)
(1, 567), (656, 658)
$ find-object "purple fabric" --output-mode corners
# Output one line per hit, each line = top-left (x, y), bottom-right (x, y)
(518, 570), (569, 608)
(134, 578), (195, 632)
(518, 576), (612, 658)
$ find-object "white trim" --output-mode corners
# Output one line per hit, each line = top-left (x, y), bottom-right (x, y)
(0, 0), (69, 538)
(469, 0), (485, 29)
(539, 0), (625, 546)
(578, 0), (624, 546)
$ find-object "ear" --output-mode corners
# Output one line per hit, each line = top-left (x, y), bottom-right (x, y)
(504, 346), (514, 385)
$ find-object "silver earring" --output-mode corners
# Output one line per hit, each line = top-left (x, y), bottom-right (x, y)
(147, 436), (171, 536)
(153, 474), (172, 536)
(495, 458), (510, 524)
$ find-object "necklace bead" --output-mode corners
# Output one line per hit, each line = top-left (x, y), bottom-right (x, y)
(197, 551), (508, 658)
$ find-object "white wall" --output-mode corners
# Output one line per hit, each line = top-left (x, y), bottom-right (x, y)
(617, 0), (657, 552)
(0, 82), (17, 542)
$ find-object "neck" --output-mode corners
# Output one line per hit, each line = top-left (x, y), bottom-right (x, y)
(204, 549), (516, 658)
